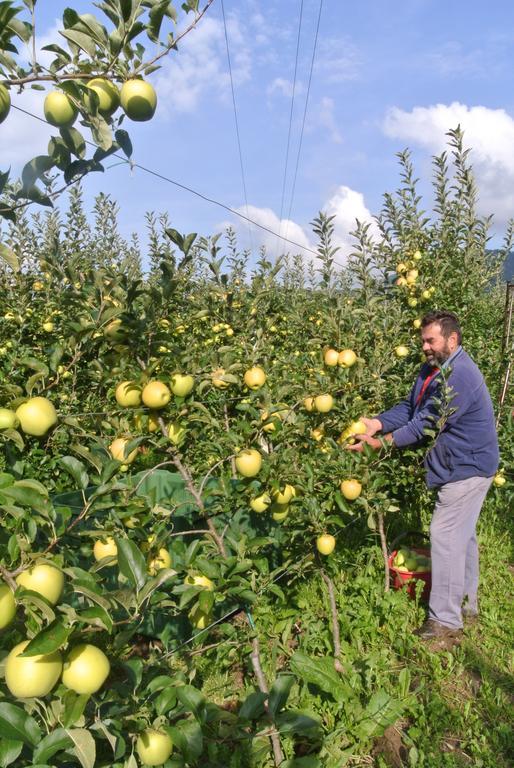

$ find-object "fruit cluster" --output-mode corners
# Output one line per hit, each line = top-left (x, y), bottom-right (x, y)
(392, 547), (431, 573)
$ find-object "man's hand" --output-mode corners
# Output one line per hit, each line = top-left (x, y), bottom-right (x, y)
(359, 417), (383, 437)
(346, 433), (383, 452)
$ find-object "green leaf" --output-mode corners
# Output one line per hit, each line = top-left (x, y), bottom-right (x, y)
(289, 652), (353, 703)
(275, 710), (321, 737)
(62, 692), (89, 729)
(59, 127), (86, 158)
(0, 703), (41, 746)
(21, 155), (54, 189)
(175, 686), (206, 720)
(59, 29), (98, 57)
(20, 619), (71, 656)
(356, 691), (403, 740)
(115, 537), (147, 591)
(268, 674), (294, 718)
(282, 758), (320, 768)
(16, 591), (56, 622)
(0, 244), (18, 271)
(58, 456), (89, 490)
(67, 728), (96, 768)
(33, 728), (73, 764)
(114, 129), (132, 158)
(154, 687), (177, 716)
(238, 691), (267, 721)
(0, 738), (23, 768)
(78, 606), (113, 632)
(168, 719), (203, 762)
(1, 483), (50, 513)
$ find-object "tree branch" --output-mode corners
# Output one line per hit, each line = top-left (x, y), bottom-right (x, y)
(321, 570), (344, 674)
(250, 635), (285, 767)
(377, 510), (390, 593)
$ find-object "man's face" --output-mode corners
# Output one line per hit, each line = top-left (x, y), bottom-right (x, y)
(421, 323), (458, 366)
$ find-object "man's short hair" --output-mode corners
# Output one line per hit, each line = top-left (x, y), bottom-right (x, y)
(421, 310), (462, 344)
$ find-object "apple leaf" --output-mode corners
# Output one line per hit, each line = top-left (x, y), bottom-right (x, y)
(0, 703), (41, 746)
(0, 243), (18, 272)
(115, 537), (147, 591)
(59, 456), (89, 490)
(20, 619), (71, 656)
(33, 728), (73, 764)
(67, 728), (96, 768)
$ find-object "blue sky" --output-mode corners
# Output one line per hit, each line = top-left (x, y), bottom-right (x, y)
(3, 0), (514, 263)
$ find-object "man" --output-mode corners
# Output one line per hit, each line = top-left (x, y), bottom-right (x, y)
(348, 310), (499, 641)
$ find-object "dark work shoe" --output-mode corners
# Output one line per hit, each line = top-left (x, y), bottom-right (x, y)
(414, 619), (462, 641)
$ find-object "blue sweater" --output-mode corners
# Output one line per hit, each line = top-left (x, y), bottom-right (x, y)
(377, 347), (499, 488)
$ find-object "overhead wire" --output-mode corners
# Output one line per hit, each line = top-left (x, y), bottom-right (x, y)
(284, 0), (324, 243)
(220, 0), (253, 251)
(275, 0), (304, 259)
(9, 103), (350, 268)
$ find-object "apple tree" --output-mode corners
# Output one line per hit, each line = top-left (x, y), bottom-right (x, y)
(0, 0), (215, 268)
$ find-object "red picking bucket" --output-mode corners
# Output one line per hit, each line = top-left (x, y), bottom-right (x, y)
(389, 546), (432, 601)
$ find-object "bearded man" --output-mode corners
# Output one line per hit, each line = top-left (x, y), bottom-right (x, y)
(348, 310), (499, 642)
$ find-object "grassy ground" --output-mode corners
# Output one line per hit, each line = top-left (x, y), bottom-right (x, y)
(193, 493), (513, 767)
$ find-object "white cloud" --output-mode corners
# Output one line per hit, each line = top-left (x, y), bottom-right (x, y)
(218, 185), (376, 264)
(155, 16), (251, 115)
(383, 102), (514, 223)
(220, 204), (315, 258)
(0, 21), (67, 168)
(0, 88), (54, 168)
(324, 185), (377, 255)
(314, 37), (361, 83)
(266, 77), (304, 99)
(317, 97), (342, 144)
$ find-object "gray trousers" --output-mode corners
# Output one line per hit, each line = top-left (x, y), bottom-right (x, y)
(429, 475), (493, 629)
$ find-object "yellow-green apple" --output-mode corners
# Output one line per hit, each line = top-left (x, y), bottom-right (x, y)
(16, 397), (57, 436)
(314, 394), (334, 413)
(44, 90), (77, 127)
(136, 730), (173, 766)
(0, 582), (16, 629)
(185, 574), (214, 591)
(120, 79), (157, 121)
(170, 373), (194, 397)
(272, 484), (296, 504)
(109, 437), (138, 464)
(5, 641), (62, 698)
(62, 644), (110, 694)
(142, 381), (171, 409)
(235, 448), (262, 477)
(93, 537), (117, 562)
(316, 534), (336, 555)
(338, 349), (357, 368)
(243, 366), (267, 389)
(323, 349), (339, 367)
(87, 77), (120, 117)
(0, 83), (11, 123)
(340, 479), (362, 500)
(212, 368), (230, 388)
(16, 563), (64, 605)
(0, 408), (19, 430)
(115, 381), (142, 407)
(148, 548), (172, 575)
(250, 493), (271, 513)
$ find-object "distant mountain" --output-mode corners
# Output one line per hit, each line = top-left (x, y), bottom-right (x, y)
(504, 251), (514, 282)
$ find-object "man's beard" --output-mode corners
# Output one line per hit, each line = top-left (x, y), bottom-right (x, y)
(425, 342), (452, 366)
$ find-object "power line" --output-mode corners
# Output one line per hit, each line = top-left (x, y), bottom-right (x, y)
(10, 103), (325, 260)
(285, 0), (323, 241)
(276, 0), (304, 258)
(8, 103), (351, 267)
(220, 0), (253, 251)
